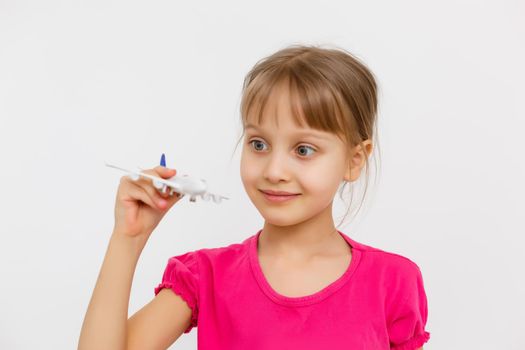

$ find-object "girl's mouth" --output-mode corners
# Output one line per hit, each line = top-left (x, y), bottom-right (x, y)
(259, 190), (301, 203)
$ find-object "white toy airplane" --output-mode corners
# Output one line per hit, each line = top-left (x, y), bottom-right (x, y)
(105, 162), (230, 204)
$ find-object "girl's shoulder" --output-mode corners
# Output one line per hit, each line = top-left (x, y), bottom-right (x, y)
(345, 238), (432, 348)
(181, 234), (253, 265)
(343, 233), (424, 279)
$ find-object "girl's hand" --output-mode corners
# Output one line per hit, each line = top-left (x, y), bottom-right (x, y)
(112, 166), (183, 240)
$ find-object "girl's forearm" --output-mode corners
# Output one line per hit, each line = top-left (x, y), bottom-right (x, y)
(78, 232), (148, 350)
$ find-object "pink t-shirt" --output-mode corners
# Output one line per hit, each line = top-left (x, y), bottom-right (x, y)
(154, 229), (431, 349)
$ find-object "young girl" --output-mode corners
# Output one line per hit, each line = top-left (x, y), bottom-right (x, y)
(79, 44), (431, 350)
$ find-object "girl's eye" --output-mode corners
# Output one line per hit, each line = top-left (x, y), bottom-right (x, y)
(249, 140), (267, 152)
(248, 139), (316, 157)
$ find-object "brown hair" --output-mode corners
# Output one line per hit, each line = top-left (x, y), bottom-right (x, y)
(232, 43), (381, 228)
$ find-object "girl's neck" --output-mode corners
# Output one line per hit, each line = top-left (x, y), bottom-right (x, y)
(258, 206), (348, 261)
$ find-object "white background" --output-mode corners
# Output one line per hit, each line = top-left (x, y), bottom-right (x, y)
(1, 0), (524, 349)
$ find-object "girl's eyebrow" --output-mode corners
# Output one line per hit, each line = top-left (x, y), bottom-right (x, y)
(244, 123), (332, 140)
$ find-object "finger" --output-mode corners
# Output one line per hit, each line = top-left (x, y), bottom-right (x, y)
(118, 177), (157, 207)
(121, 176), (168, 210)
(144, 167), (177, 197)
(161, 188), (184, 210)
(153, 166), (177, 179)
(133, 179), (170, 210)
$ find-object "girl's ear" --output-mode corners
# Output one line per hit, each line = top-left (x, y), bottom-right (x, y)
(344, 140), (373, 182)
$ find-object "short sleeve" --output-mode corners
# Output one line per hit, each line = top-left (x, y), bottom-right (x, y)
(387, 262), (431, 350)
(154, 251), (200, 334)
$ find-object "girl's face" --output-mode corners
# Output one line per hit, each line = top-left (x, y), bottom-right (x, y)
(240, 83), (354, 227)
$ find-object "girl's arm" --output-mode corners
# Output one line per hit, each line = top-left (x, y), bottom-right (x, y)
(78, 232), (193, 350)
(78, 165), (184, 349)
(126, 288), (192, 349)
(78, 232), (147, 350)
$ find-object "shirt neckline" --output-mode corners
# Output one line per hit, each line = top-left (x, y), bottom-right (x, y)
(249, 228), (362, 307)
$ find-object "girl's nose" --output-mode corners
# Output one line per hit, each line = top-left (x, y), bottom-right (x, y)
(262, 154), (292, 181)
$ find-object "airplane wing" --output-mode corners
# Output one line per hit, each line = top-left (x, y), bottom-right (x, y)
(105, 162), (183, 193)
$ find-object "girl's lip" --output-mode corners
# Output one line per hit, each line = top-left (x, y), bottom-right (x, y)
(260, 191), (300, 203)
(260, 189), (300, 196)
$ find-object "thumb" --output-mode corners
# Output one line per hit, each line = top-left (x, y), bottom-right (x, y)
(156, 166), (177, 178)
